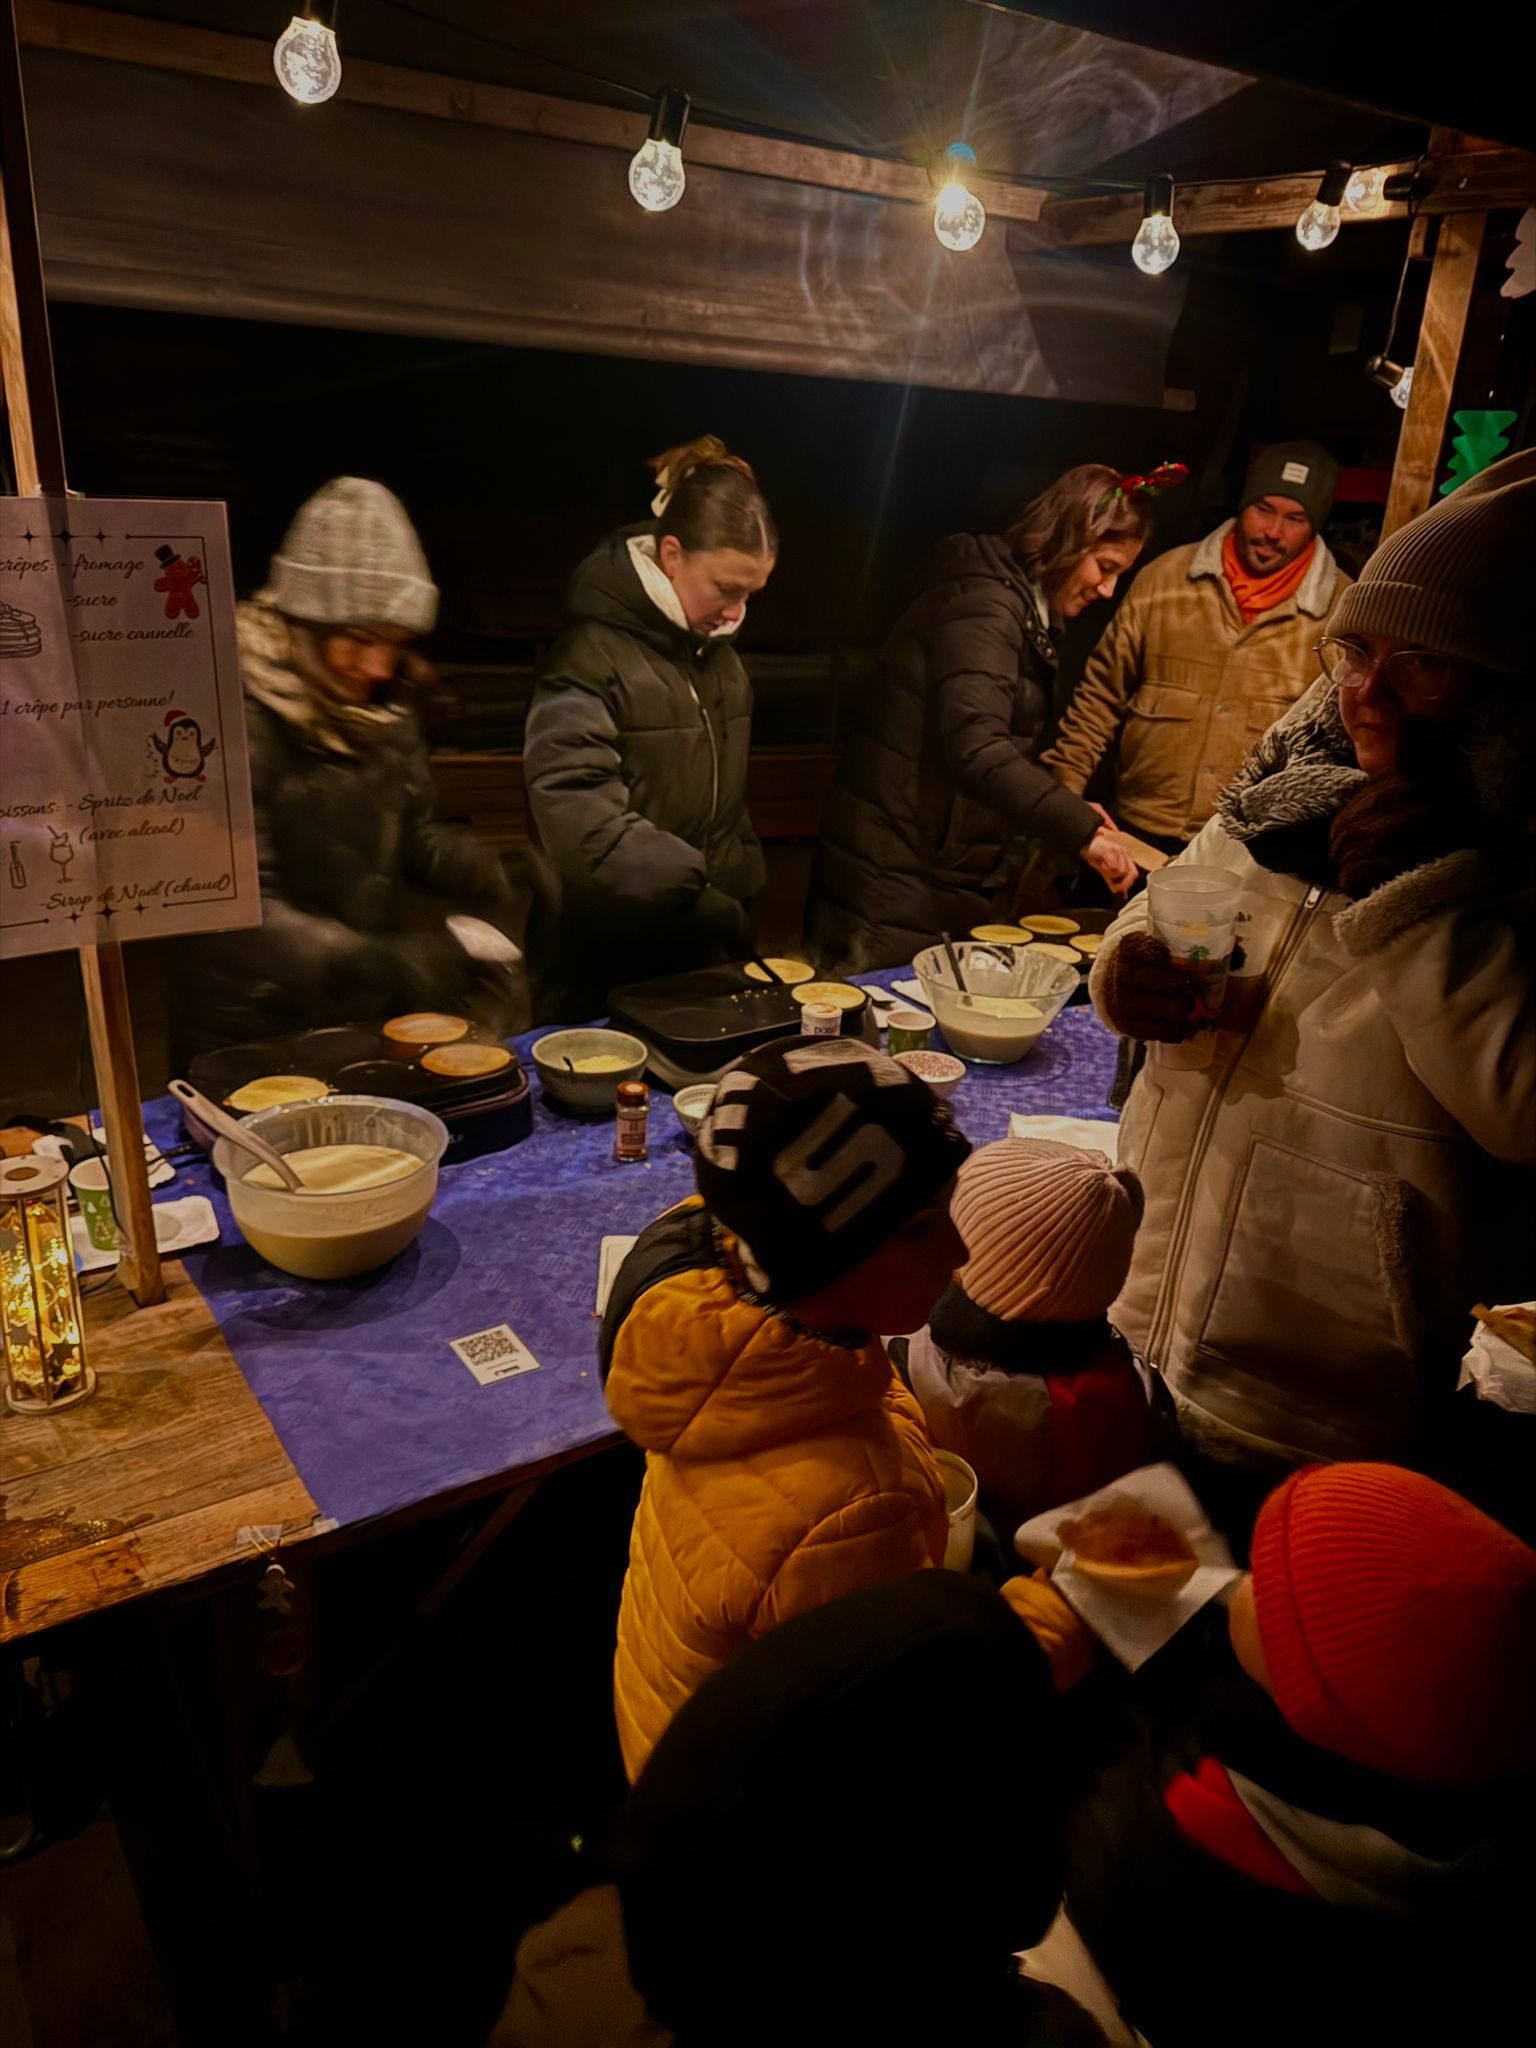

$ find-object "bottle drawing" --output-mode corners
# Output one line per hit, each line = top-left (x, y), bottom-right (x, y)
(7, 841), (25, 890)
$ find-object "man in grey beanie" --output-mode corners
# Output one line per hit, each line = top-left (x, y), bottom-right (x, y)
(180, 477), (527, 1053)
(1045, 439), (1351, 852)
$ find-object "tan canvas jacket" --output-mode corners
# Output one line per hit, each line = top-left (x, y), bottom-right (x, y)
(1044, 523), (1350, 840)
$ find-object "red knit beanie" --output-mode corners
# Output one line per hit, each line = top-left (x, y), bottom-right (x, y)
(1251, 1464), (1536, 1788)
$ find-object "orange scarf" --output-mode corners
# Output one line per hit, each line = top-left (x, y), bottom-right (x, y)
(1222, 529), (1315, 624)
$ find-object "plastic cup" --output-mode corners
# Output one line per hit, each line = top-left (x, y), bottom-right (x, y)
(800, 1001), (842, 1039)
(886, 1010), (934, 1055)
(69, 1159), (119, 1251)
(1147, 866), (1244, 1026)
(934, 1450), (978, 1573)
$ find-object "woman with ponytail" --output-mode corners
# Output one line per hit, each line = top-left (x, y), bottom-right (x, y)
(526, 437), (778, 1017)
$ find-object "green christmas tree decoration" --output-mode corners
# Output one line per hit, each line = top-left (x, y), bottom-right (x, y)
(1439, 410), (1517, 496)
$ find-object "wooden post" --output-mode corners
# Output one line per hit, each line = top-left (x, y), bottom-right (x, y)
(1381, 210), (1488, 538)
(1, 0), (164, 1303)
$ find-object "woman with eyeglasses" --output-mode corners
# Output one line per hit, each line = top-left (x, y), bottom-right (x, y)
(182, 477), (525, 1053)
(1088, 448), (1535, 1491)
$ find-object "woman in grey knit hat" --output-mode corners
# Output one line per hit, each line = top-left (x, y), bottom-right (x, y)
(1084, 448), (1535, 1495)
(181, 477), (526, 1052)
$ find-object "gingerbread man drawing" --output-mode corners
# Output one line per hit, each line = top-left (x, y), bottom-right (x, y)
(153, 545), (206, 620)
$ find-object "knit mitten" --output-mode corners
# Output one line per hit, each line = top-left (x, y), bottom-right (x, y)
(1000, 1571), (1095, 1694)
(1097, 930), (1196, 1043)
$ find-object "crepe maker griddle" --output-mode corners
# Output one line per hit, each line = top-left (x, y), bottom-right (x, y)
(607, 967), (871, 1086)
(185, 1021), (533, 1164)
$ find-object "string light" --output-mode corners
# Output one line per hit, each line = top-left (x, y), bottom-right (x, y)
(1345, 166), (1388, 213)
(273, 8), (341, 105)
(1364, 168), (1424, 411)
(932, 144), (986, 252)
(1296, 160), (1351, 252)
(1131, 175), (1180, 275)
(630, 87), (690, 213)
(1367, 355), (1414, 409)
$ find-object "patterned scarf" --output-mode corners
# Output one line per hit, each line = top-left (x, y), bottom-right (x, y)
(1218, 674), (1365, 844)
(237, 596), (414, 757)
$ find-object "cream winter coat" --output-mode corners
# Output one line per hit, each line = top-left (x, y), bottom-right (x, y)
(1090, 815), (1534, 1466)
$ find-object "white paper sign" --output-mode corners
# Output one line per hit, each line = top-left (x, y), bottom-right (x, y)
(0, 496), (259, 960)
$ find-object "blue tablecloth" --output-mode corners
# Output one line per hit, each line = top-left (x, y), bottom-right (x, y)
(144, 981), (1118, 1531)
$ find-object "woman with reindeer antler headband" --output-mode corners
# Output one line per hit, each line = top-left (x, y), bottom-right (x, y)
(807, 463), (1185, 974)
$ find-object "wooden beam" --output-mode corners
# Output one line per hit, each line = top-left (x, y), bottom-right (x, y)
(1381, 211), (1487, 538)
(0, 0), (164, 1306)
(17, 0), (1050, 225)
(1030, 151), (1536, 247)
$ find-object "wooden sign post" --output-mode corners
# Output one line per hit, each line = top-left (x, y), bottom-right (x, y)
(1380, 210), (1489, 538)
(1, 0), (164, 1301)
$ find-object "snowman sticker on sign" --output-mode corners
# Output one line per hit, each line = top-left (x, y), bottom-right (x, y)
(151, 709), (217, 782)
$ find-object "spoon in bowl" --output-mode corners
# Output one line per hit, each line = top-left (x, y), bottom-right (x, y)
(169, 1079), (306, 1193)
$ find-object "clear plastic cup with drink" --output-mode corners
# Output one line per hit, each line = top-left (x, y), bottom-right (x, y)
(1147, 866), (1244, 1030)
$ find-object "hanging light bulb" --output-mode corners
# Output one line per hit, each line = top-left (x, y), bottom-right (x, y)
(1131, 175), (1180, 275)
(273, 10), (341, 105)
(1345, 165), (1388, 214)
(1367, 354), (1414, 409)
(1296, 160), (1351, 252)
(630, 88), (690, 213)
(932, 144), (986, 252)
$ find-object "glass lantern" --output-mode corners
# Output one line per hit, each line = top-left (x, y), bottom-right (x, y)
(0, 1155), (95, 1415)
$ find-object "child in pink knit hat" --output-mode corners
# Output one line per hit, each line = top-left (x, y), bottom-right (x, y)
(906, 1136), (1156, 1537)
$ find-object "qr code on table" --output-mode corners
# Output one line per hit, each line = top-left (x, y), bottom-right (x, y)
(449, 1324), (541, 1386)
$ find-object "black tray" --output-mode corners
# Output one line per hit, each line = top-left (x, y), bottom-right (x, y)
(608, 967), (871, 1082)
(184, 1021), (533, 1164)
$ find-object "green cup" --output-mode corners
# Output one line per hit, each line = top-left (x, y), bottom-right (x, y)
(69, 1159), (119, 1252)
(886, 1009), (935, 1055)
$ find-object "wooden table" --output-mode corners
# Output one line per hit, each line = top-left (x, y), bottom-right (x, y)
(0, 1261), (318, 1642)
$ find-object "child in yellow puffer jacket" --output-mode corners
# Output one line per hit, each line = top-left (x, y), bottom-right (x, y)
(601, 1038), (1091, 1780)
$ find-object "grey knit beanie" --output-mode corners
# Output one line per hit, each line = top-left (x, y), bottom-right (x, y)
(1331, 446), (1536, 674)
(269, 478), (438, 633)
(1239, 440), (1339, 531)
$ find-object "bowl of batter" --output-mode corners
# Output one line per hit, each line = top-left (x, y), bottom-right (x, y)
(214, 1095), (450, 1279)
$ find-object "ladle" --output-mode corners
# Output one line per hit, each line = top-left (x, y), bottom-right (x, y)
(170, 1079), (307, 1193)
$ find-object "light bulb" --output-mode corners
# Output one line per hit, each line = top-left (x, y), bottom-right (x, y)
(1297, 160), (1350, 251)
(934, 180), (985, 252)
(273, 15), (341, 105)
(1366, 353), (1414, 410)
(630, 88), (691, 214)
(629, 138), (686, 213)
(1132, 174), (1180, 275)
(1345, 166), (1387, 213)
(1132, 212), (1180, 274)
(1296, 200), (1341, 251)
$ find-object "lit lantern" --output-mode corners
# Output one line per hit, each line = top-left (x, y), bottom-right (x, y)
(0, 1155), (95, 1415)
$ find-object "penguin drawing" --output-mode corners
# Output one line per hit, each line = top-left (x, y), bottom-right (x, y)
(152, 709), (217, 782)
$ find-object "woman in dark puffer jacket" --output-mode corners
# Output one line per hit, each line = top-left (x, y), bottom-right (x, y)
(806, 465), (1152, 974)
(525, 439), (776, 1020)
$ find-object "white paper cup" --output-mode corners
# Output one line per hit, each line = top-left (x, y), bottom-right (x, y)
(934, 1450), (978, 1573)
